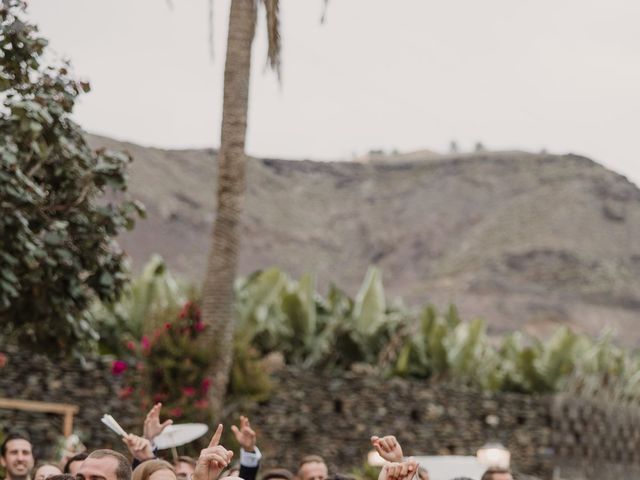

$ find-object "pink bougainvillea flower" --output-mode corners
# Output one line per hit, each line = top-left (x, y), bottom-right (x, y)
(141, 335), (150, 349)
(118, 386), (135, 399)
(194, 321), (205, 333)
(182, 386), (196, 397)
(164, 322), (172, 330)
(111, 360), (128, 375)
(169, 407), (183, 418)
(179, 301), (192, 319)
(195, 399), (209, 410)
(153, 392), (169, 403)
(200, 378), (212, 394)
(126, 340), (136, 351)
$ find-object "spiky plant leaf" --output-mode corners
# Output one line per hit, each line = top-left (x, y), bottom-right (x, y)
(352, 266), (386, 336)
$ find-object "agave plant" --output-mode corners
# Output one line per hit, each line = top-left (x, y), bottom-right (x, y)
(235, 266), (403, 369)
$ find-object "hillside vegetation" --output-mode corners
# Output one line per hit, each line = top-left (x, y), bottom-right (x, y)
(94, 258), (640, 408)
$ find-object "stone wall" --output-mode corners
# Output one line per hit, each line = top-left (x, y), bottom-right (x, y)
(551, 395), (640, 479)
(3, 348), (640, 479)
(230, 368), (554, 477)
(0, 345), (138, 460)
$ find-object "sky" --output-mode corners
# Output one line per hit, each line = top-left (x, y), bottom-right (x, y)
(28, 0), (640, 185)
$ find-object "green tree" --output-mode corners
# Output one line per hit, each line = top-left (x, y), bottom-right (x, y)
(0, 0), (143, 355)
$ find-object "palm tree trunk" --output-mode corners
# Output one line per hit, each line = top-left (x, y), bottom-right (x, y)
(201, 0), (257, 418)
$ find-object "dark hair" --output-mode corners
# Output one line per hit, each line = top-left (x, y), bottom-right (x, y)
(331, 474), (356, 480)
(87, 450), (132, 480)
(298, 455), (326, 472)
(261, 469), (295, 480)
(1, 432), (32, 457)
(48, 475), (76, 480)
(64, 452), (89, 473)
(480, 469), (511, 480)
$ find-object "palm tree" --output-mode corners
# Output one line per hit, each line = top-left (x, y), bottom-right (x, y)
(200, 0), (282, 416)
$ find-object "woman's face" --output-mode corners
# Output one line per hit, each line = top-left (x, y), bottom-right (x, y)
(34, 464), (62, 480)
(149, 468), (178, 480)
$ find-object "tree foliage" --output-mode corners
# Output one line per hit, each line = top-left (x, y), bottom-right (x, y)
(0, 0), (143, 354)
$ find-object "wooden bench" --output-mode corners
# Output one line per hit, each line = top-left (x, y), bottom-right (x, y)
(0, 398), (79, 436)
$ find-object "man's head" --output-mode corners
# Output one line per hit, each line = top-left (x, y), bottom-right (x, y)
(1, 433), (35, 480)
(173, 456), (196, 480)
(262, 469), (294, 480)
(77, 450), (131, 480)
(64, 452), (89, 475)
(33, 463), (63, 480)
(297, 456), (328, 480)
(223, 462), (239, 479)
(480, 468), (513, 480)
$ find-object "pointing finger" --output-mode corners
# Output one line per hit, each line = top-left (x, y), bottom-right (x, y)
(209, 423), (223, 447)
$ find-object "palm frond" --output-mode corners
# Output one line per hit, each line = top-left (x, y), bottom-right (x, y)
(320, 0), (329, 24)
(262, 0), (281, 79)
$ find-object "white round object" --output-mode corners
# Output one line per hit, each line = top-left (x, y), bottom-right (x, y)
(413, 455), (487, 480)
(153, 423), (209, 450)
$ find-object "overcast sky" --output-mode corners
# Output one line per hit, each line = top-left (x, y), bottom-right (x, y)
(28, 0), (640, 185)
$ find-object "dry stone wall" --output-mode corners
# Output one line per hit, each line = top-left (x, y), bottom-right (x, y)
(231, 368), (554, 477)
(0, 345), (138, 460)
(551, 395), (640, 479)
(2, 348), (640, 479)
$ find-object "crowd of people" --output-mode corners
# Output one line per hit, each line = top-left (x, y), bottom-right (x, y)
(0, 404), (514, 480)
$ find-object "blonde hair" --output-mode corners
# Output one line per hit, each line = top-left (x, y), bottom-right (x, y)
(133, 460), (175, 480)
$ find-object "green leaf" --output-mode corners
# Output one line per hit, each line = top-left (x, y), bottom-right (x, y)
(352, 266), (386, 336)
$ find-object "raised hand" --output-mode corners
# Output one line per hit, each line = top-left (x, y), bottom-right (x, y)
(230, 415), (256, 452)
(143, 403), (173, 441)
(123, 433), (155, 461)
(377, 460), (418, 480)
(193, 424), (234, 480)
(371, 435), (404, 463)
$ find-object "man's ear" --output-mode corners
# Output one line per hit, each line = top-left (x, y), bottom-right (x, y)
(1, 456), (7, 467)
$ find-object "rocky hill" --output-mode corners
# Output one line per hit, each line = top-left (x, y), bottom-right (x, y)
(88, 135), (640, 345)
